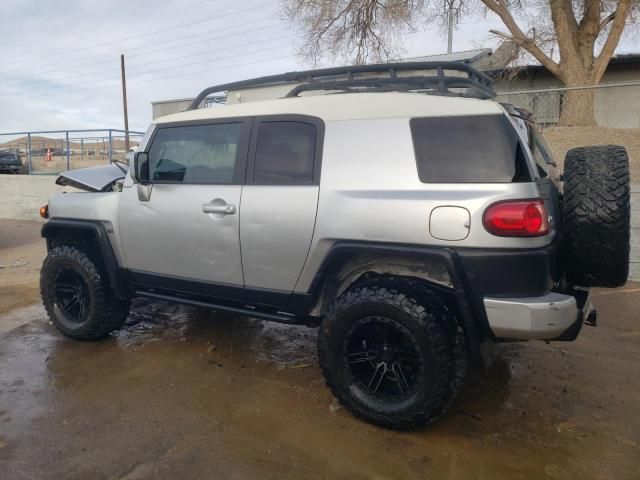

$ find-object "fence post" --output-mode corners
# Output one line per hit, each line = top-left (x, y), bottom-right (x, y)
(108, 130), (113, 164)
(65, 131), (70, 171)
(27, 133), (32, 174)
(81, 139), (84, 162)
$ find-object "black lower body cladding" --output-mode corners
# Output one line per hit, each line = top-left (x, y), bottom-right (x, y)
(455, 243), (558, 298)
(562, 145), (630, 287)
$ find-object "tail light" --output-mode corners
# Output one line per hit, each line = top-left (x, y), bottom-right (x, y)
(483, 199), (549, 237)
(39, 204), (49, 219)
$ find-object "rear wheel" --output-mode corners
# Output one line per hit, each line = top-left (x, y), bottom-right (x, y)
(318, 282), (466, 430)
(562, 145), (630, 287)
(41, 246), (129, 340)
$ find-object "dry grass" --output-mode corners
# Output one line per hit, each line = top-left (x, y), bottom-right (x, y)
(543, 126), (640, 182)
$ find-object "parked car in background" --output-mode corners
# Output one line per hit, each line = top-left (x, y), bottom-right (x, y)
(0, 150), (22, 173)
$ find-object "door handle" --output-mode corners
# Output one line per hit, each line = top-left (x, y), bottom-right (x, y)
(202, 202), (236, 215)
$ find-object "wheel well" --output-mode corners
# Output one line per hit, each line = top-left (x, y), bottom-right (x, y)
(306, 247), (491, 366)
(47, 228), (99, 252)
(310, 252), (454, 317)
(42, 220), (129, 299)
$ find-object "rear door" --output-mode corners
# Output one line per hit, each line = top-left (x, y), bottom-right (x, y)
(240, 115), (323, 306)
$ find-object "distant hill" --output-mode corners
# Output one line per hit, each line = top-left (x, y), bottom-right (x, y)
(0, 135), (139, 152)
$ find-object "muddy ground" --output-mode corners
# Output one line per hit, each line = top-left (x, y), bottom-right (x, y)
(0, 220), (639, 480)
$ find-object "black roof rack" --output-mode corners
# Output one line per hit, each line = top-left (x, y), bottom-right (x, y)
(187, 61), (496, 110)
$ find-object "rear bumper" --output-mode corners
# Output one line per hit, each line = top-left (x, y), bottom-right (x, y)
(484, 290), (593, 340)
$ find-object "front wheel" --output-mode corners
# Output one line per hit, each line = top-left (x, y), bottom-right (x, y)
(318, 282), (465, 430)
(40, 246), (129, 340)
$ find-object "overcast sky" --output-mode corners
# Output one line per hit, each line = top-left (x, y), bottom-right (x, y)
(1, 0), (637, 135)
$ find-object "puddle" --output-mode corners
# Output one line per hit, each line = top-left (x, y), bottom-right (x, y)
(0, 291), (639, 480)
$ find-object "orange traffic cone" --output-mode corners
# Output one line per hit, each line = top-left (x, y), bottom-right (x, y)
(45, 148), (52, 162)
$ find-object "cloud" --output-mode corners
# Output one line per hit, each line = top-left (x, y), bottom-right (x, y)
(0, 0), (636, 134)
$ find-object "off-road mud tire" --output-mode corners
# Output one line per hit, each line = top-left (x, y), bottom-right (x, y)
(563, 145), (630, 287)
(318, 282), (466, 430)
(41, 246), (129, 340)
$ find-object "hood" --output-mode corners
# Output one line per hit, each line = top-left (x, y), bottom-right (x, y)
(56, 164), (127, 192)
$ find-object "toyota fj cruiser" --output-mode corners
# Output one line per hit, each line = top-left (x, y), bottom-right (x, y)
(40, 62), (630, 430)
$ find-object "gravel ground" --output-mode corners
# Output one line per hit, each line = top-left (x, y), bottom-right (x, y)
(544, 126), (640, 181)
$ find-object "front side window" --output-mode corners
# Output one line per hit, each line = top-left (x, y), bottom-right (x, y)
(148, 123), (242, 184)
(253, 121), (316, 184)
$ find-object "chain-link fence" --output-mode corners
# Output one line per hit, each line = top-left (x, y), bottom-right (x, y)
(0, 129), (145, 175)
(496, 82), (640, 129)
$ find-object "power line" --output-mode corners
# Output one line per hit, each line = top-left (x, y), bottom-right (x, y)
(0, 1), (277, 70)
(1, 17), (282, 77)
(0, 54), (294, 101)
(129, 34), (295, 71)
(0, 0), (235, 62)
(7, 43), (294, 95)
(3, 20), (287, 81)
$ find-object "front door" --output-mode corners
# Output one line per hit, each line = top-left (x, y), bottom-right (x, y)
(119, 119), (251, 299)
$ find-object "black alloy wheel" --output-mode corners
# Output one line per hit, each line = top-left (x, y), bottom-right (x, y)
(344, 316), (423, 399)
(54, 267), (90, 324)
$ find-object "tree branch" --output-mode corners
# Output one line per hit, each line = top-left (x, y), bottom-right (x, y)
(482, 0), (561, 78)
(599, 11), (617, 31)
(594, 0), (632, 81)
(489, 29), (513, 40)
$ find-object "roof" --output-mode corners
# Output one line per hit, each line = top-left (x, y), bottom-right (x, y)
(487, 52), (640, 77)
(397, 49), (492, 64)
(154, 91), (503, 124)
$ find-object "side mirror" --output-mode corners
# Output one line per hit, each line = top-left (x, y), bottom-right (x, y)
(133, 152), (150, 184)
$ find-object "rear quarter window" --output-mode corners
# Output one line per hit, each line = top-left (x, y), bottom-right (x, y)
(410, 114), (531, 183)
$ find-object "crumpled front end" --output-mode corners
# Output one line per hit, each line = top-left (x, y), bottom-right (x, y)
(55, 164), (127, 192)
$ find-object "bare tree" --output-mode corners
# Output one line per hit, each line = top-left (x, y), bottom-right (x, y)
(283, 0), (638, 125)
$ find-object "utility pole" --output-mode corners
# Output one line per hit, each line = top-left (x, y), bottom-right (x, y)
(120, 54), (130, 151)
(446, 0), (454, 53)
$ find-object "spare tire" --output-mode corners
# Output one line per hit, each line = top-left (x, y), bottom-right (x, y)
(562, 145), (630, 287)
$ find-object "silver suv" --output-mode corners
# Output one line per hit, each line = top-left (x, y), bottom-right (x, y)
(40, 62), (630, 430)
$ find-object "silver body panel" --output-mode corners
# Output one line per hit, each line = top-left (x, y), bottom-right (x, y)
(293, 118), (553, 292)
(484, 292), (581, 340)
(118, 183), (244, 286)
(47, 191), (126, 266)
(240, 185), (319, 292)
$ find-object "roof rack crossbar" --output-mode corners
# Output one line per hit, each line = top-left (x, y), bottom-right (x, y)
(284, 76), (495, 99)
(187, 61), (495, 110)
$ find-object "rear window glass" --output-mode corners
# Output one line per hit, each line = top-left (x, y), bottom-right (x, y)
(410, 115), (530, 183)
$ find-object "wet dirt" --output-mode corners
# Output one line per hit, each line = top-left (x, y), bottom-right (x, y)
(0, 220), (45, 316)
(1, 220), (639, 479)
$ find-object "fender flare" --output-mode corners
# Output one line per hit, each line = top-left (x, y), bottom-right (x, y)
(305, 241), (489, 365)
(41, 218), (129, 299)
